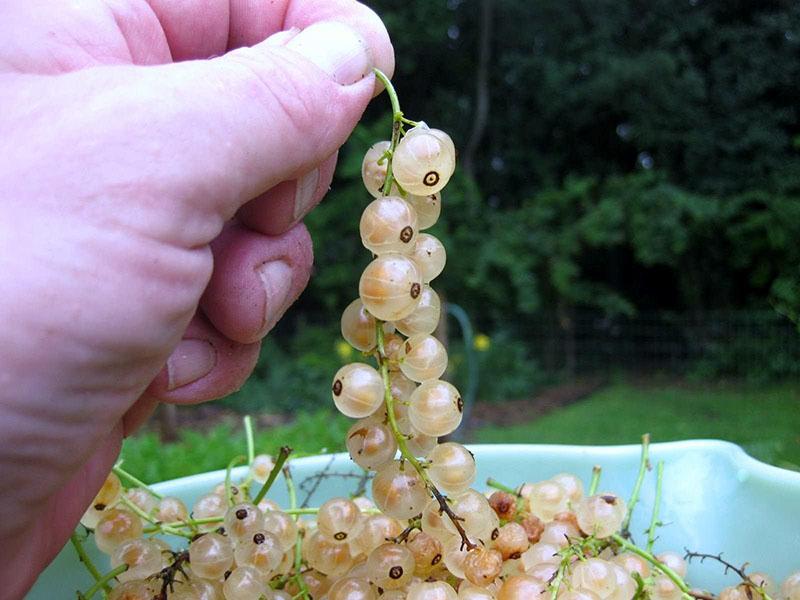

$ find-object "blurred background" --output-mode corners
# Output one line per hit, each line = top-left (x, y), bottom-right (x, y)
(122, 0), (800, 481)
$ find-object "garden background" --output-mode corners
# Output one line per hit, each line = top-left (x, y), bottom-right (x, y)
(122, 0), (800, 480)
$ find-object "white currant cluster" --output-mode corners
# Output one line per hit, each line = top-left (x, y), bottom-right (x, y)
(71, 72), (800, 600)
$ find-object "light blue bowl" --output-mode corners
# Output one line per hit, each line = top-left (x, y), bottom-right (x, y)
(29, 441), (800, 598)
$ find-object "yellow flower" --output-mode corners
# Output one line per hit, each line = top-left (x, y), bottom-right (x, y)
(335, 340), (354, 360)
(473, 333), (491, 352)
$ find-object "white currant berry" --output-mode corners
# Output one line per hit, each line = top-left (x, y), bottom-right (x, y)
(222, 565), (269, 600)
(346, 417), (398, 471)
(366, 542), (415, 590)
(412, 233), (447, 283)
(94, 508), (143, 554)
(331, 363), (384, 418)
(341, 298), (378, 352)
(406, 192), (442, 230)
(224, 503), (264, 543)
(318, 497), (364, 543)
(80, 472), (122, 529)
(407, 581), (459, 600)
(497, 574), (547, 600)
(362, 140), (397, 198)
(782, 572), (800, 600)
(575, 493), (626, 538)
(399, 333), (449, 382)
(359, 253), (423, 321)
(394, 285), (441, 336)
(189, 532), (234, 580)
(371, 460), (430, 520)
(393, 126), (456, 195)
(426, 442), (477, 495)
(328, 576), (378, 600)
(360, 196), (419, 255)
(408, 379), (463, 437)
(110, 538), (163, 582)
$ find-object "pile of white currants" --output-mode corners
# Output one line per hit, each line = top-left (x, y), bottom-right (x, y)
(69, 70), (800, 600)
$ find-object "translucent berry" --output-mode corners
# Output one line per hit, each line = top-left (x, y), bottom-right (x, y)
(489, 491), (518, 521)
(110, 538), (163, 582)
(189, 532), (234, 580)
(94, 508), (143, 554)
(341, 298), (378, 352)
(782, 572), (800, 600)
(655, 551), (687, 577)
(318, 497), (363, 543)
(346, 418), (398, 471)
(224, 503), (264, 543)
(405, 428), (439, 457)
(539, 519), (580, 548)
(497, 574), (547, 600)
(399, 333), (448, 382)
(493, 522), (530, 560)
(366, 543), (415, 590)
(234, 530), (283, 578)
(192, 492), (227, 529)
(394, 285), (441, 337)
(331, 362), (384, 418)
(222, 565), (268, 600)
(575, 493), (626, 538)
(408, 379), (463, 437)
(524, 479), (569, 522)
(362, 140), (395, 198)
(406, 192), (442, 230)
(520, 542), (560, 570)
(406, 530), (444, 578)
(520, 514), (545, 544)
(371, 460), (430, 520)
(393, 126), (456, 195)
(443, 489), (498, 541)
(407, 581), (459, 600)
(463, 547), (503, 587)
(426, 442), (477, 494)
(80, 472), (122, 529)
(411, 233), (447, 283)
(551, 472), (584, 505)
(123, 488), (157, 519)
(352, 513), (404, 556)
(570, 558), (617, 599)
(421, 498), (453, 543)
(108, 580), (160, 600)
(360, 196), (419, 255)
(156, 496), (188, 524)
(328, 576), (378, 600)
(612, 552), (650, 578)
(359, 253), (423, 321)
(249, 454), (276, 484)
(303, 530), (355, 577)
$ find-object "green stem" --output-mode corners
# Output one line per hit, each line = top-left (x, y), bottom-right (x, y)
(373, 68), (402, 121)
(244, 416), (255, 466)
(285, 466), (297, 515)
(225, 455), (246, 506)
(119, 495), (192, 539)
(588, 465), (602, 495)
(80, 565), (127, 600)
(486, 478), (519, 496)
(611, 534), (692, 600)
(112, 465), (162, 499)
(70, 533), (110, 593)
(647, 461), (664, 553)
(622, 433), (650, 536)
(376, 323), (476, 550)
(293, 531), (311, 600)
(253, 446), (292, 506)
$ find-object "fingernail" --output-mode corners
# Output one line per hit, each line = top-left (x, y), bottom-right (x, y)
(266, 26), (301, 47)
(258, 260), (294, 331)
(287, 21), (373, 85)
(167, 340), (216, 390)
(293, 168), (320, 220)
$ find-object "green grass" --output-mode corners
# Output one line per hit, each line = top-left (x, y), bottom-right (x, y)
(475, 382), (800, 470)
(119, 411), (350, 484)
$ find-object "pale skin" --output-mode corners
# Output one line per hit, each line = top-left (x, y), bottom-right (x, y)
(0, 0), (394, 595)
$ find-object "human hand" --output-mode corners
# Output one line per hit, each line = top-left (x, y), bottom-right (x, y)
(0, 1), (393, 595)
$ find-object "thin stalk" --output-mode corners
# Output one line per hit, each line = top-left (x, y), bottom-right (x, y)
(70, 533), (109, 593)
(486, 478), (520, 496)
(373, 68), (404, 197)
(244, 415), (255, 466)
(285, 466), (298, 516)
(112, 465), (162, 499)
(293, 531), (311, 600)
(647, 461), (664, 553)
(80, 565), (127, 600)
(377, 324), (476, 550)
(622, 433), (651, 537)
(588, 465), (602, 495)
(225, 454), (246, 505)
(253, 446), (292, 506)
(119, 495), (191, 539)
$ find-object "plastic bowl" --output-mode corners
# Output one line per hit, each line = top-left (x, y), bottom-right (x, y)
(29, 441), (800, 598)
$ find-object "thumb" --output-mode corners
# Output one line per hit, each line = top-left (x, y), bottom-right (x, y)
(29, 21), (392, 241)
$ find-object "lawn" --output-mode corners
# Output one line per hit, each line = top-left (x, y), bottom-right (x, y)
(475, 381), (800, 470)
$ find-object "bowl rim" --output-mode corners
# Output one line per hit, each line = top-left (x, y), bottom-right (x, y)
(150, 439), (800, 492)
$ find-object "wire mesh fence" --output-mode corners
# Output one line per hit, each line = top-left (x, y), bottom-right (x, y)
(512, 309), (800, 378)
